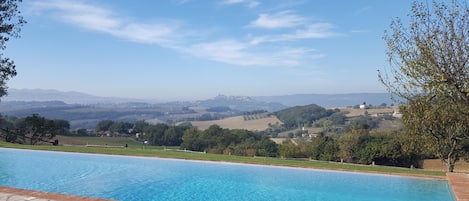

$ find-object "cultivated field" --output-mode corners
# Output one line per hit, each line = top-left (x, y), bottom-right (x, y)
(337, 107), (398, 117)
(191, 115), (282, 131)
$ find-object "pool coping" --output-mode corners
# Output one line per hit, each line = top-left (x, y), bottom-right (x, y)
(0, 186), (115, 201)
(447, 173), (469, 201)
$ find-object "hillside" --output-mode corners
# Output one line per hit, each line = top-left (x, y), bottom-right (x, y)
(253, 93), (401, 108)
(0, 95), (285, 129)
(190, 115), (282, 131)
(0, 89), (403, 131)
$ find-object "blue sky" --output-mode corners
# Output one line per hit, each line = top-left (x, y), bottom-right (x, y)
(6, 0), (414, 101)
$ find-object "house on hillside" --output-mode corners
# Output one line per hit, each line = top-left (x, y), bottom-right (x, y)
(359, 102), (367, 109)
(392, 110), (402, 118)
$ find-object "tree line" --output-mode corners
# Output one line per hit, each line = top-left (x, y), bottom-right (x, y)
(0, 114), (69, 145)
(279, 128), (424, 168)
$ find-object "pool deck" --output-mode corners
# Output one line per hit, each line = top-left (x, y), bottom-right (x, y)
(447, 173), (469, 201)
(0, 186), (114, 201)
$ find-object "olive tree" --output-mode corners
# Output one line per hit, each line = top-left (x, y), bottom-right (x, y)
(379, 0), (469, 171)
(0, 0), (25, 97)
(14, 114), (67, 145)
(379, 0), (469, 102)
(400, 96), (469, 172)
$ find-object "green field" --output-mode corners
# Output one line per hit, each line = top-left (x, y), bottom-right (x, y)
(0, 139), (446, 178)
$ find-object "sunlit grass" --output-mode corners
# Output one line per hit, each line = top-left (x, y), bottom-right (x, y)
(0, 141), (446, 178)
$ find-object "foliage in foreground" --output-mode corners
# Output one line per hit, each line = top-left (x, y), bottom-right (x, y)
(379, 0), (469, 172)
(0, 0), (25, 97)
(0, 114), (69, 145)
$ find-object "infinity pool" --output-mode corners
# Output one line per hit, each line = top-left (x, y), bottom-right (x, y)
(0, 148), (454, 201)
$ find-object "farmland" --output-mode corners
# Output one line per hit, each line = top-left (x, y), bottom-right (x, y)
(190, 115), (282, 131)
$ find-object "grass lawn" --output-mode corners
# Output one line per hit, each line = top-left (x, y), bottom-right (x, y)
(56, 135), (144, 147)
(0, 140), (446, 178)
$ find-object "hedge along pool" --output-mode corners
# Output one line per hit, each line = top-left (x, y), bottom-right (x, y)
(0, 148), (454, 201)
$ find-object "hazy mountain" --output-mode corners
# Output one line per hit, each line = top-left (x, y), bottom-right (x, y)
(2, 88), (152, 104)
(252, 93), (401, 108)
(194, 94), (286, 112)
(0, 90), (287, 129)
(2, 88), (401, 108)
(0, 89), (403, 129)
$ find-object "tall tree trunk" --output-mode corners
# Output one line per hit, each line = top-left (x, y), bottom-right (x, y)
(446, 155), (455, 172)
(446, 140), (457, 172)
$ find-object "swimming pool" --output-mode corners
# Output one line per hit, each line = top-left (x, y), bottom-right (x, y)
(0, 148), (454, 201)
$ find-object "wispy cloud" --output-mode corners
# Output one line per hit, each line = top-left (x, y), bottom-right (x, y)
(351, 29), (369, 33)
(247, 10), (307, 29)
(29, 0), (332, 67)
(30, 0), (183, 46)
(171, 0), (194, 5)
(186, 40), (323, 66)
(188, 40), (267, 66)
(223, 0), (244, 4)
(249, 23), (338, 45)
(222, 0), (260, 8)
(354, 6), (371, 16)
(247, 1), (260, 8)
(247, 11), (340, 45)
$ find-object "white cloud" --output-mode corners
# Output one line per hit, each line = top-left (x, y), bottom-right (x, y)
(247, 10), (307, 29)
(292, 23), (339, 39)
(29, 0), (329, 67)
(247, 1), (260, 8)
(354, 6), (371, 16)
(30, 0), (180, 45)
(223, 0), (245, 4)
(222, 0), (260, 8)
(171, 0), (194, 4)
(186, 40), (323, 66)
(249, 23), (339, 45)
(188, 40), (267, 66)
(351, 30), (369, 33)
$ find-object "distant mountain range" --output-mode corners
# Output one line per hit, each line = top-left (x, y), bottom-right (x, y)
(2, 88), (399, 108)
(1, 88), (151, 104)
(252, 93), (401, 108)
(0, 89), (401, 129)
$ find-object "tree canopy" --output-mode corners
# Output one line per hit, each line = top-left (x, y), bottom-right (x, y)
(379, 0), (469, 103)
(1, 114), (69, 145)
(0, 0), (25, 97)
(400, 96), (469, 172)
(379, 0), (469, 171)
(274, 104), (335, 129)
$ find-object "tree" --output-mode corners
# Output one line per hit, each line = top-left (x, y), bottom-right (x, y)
(146, 123), (169, 146)
(379, 0), (469, 171)
(257, 136), (279, 157)
(0, 0), (25, 97)
(181, 128), (204, 151)
(279, 140), (301, 158)
(95, 120), (114, 134)
(162, 126), (187, 146)
(14, 114), (68, 145)
(379, 0), (469, 102)
(311, 136), (339, 161)
(400, 96), (469, 172)
(109, 122), (132, 135)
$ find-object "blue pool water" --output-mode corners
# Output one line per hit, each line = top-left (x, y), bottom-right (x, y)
(0, 148), (454, 201)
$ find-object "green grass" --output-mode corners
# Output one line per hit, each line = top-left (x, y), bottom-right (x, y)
(0, 141), (447, 178)
(56, 136), (144, 147)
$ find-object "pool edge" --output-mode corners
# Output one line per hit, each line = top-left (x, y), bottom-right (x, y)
(447, 173), (469, 201)
(0, 186), (115, 201)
